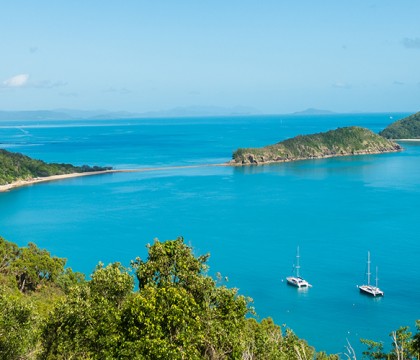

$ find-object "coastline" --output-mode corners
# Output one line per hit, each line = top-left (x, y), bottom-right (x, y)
(0, 170), (118, 193)
(0, 164), (228, 193)
(1, 146), (406, 192)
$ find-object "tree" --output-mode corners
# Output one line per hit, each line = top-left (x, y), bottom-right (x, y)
(133, 237), (252, 358)
(120, 286), (203, 359)
(11, 242), (66, 292)
(40, 262), (134, 360)
(360, 338), (387, 359)
(361, 323), (420, 360)
(412, 320), (420, 359)
(0, 237), (20, 273)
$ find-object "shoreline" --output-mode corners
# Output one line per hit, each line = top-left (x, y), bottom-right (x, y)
(0, 170), (118, 193)
(0, 164), (228, 193)
(0, 146), (406, 192)
(228, 147), (403, 166)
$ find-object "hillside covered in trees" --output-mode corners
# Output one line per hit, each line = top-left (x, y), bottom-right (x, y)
(379, 111), (420, 139)
(231, 127), (402, 166)
(0, 149), (112, 185)
(1, 236), (419, 359)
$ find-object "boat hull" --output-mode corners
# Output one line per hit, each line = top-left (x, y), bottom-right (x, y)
(286, 276), (310, 288)
(358, 285), (384, 297)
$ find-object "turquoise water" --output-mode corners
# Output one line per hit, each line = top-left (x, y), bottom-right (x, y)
(1, 113), (419, 355)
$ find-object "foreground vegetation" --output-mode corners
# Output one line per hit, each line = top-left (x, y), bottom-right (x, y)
(231, 127), (401, 165)
(0, 236), (419, 359)
(379, 111), (420, 139)
(0, 149), (112, 185)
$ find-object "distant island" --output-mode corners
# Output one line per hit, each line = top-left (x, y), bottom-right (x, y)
(379, 111), (420, 139)
(230, 126), (402, 165)
(0, 149), (112, 191)
(292, 108), (336, 116)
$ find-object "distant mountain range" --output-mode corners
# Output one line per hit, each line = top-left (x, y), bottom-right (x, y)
(0, 106), (262, 121)
(0, 106), (343, 121)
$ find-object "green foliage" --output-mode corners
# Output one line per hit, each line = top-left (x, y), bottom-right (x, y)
(361, 323), (420, 360)
(132, 237), (251, 358)
(231, 126), (401, 164)
(0, 236), (20, 272)
(360, 338), (386, 359)
(412, 320), (420, 357)
(40, 264), (133, 360)
(0, 148), (112, 185)
(1, 237), (65, 293)
(380, 111), (420, 139)
(2, 235), (420, 359)
(0, 292), (39, 360)
(54, 267), (86, 294)
(11, 242), (66, 292)
(120, 286), (203, 359)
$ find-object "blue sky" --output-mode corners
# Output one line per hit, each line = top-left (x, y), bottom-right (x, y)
(1, 0), (420, 114)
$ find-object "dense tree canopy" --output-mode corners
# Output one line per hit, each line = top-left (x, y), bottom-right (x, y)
(0, 235), (418, 359)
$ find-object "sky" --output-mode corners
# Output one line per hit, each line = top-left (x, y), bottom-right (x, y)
(1, 0), (420, 114)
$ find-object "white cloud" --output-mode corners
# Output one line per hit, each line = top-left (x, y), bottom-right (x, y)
(332, 81), (351, 89)
(2, 74), (29, 87)
(103, 87), (132, 95)
(32, 80), (67, 89)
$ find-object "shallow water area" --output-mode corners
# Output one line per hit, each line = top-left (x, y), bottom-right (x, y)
(1, 113), (419, 355)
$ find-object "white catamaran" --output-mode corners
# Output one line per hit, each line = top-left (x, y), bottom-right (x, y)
(286, 246), (311, 288)
(358, 251), (384, 297)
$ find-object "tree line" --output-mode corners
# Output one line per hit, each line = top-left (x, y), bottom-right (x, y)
(0, 149), (111, 185)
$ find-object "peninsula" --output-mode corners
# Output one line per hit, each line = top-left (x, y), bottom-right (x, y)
(0, 149), (113, 192)
(230, 126), (402, 165)
(379, 111), (420, 139)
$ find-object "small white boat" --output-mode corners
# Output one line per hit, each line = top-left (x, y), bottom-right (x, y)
(358, 251), (384, 297)
(286, 246), (311, 288)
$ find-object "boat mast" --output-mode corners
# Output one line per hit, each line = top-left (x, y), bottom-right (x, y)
(375, 266), (379, 288)
(367, 251), (371, 285)
(296, 246), (300, 278)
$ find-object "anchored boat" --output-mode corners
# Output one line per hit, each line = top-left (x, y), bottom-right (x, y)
(358, 251), (384, 297)
(286, 246), (311, 288)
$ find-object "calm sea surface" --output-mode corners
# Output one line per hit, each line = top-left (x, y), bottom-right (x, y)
(1, 113), (419, 355)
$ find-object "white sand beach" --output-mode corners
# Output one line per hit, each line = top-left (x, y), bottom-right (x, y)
(0, 170), (117, 192)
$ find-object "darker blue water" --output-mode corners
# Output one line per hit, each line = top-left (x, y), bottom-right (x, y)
(0, 113), (419, 356)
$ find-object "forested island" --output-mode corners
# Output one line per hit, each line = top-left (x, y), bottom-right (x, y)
(380, 111), (420, 139)
(230, 126), (402, 165)
(0, 149), (112, 187)
(1, 235), (419, 359)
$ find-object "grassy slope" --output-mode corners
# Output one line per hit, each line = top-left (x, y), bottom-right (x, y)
(232, 126), (401, 165)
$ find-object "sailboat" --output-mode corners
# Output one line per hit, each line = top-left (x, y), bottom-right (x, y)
(286, 246), (311, 288)
(358, 251), (384, 297)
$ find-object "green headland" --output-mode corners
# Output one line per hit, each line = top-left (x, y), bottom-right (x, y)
(379, 111), (420, 139)
(231, 126), (402, 165)
(0, 149), (112, 186)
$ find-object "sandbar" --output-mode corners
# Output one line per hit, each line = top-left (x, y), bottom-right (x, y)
(0, 164), (228, 193)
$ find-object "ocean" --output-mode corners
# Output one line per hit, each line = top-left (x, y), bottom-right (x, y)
(0, 113), (419, 356)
